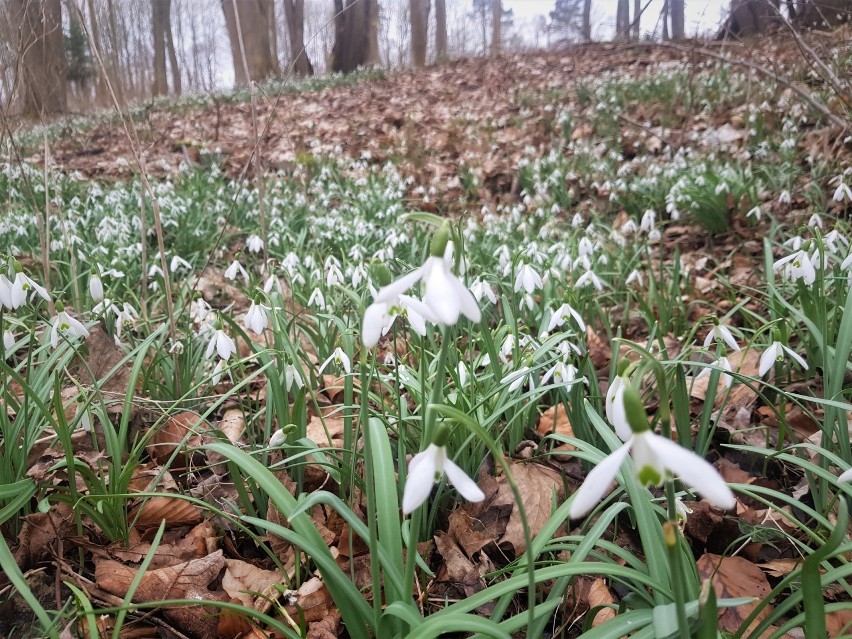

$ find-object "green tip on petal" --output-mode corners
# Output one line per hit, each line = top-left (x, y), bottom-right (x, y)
(55, 300), (65, 312)
(616, 357), (630, 377)
(432, 421), (451, 447)
(771, 327), (782, 342)
(623, 386), (651, 434)
(430, 222), (451, 258)
(637, 464), (663, 486)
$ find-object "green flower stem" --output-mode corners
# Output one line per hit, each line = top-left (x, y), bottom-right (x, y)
(663, 521), (692, 639)
(404, 326), (453, 608)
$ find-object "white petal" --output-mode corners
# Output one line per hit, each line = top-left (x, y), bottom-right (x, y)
(718, 326), (740, 352)
(452, 277), (482, 323)
(569, 441), (633, 519)
(838, 468), (852, 483)
(606, 377), (631, 441)
(424, 264), (461, 325)
(362, 302), (388, 347)
(205, 334), (217, 359)
(443, 459), (485, 503)
(759, 343), (780, 377)
(375, 267), (423, 304)
(781, 344), (808, 371)
(644, 433), (735, 510)
(403, 446), (439, 514)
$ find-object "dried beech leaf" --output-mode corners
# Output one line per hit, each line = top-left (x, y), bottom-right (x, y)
(129, 496), (202, 530)
(221, 559), (284, 610)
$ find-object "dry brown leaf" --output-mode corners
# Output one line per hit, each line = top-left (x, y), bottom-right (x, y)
(305, 414), (346, 447)
(221, 559), (284, 610)
(14, 502), (74, 570)
(585, 327), (612, 370)
(433, 531), (485, 597)
(95, 550), (224, 601)
(147, 411), (207, 466)
(447, 507), (496, 559)
(78, 323), (137, 414)
(696, 553), (771, 634)
(587, 578), (617, 626)
(129, 495), (202, 530)
(307, 614), (341, 639)
(827, 609), (852, 638)
(536, 404), (575, 447)
(757, 559), (800, 578)
(285, 576), (335, 623)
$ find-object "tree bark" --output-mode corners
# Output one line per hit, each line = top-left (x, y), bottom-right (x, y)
(671, 0), (685, 39)
(221, 0), (279, 86)
(12, 0), (67, 116)
(616, 0), (630, 39)
(435, 0), (447, 58)
(84, 0), (108, 104)
(282, 0), (313, 75)
(410, 0), (430, 67)
(662, 0), (670, 39)
(331, 0), (379, 72)
(163, 1), (181, 95)
(105, 0), (127, 103)
(490, 0), (501, 56)
(582, 0), (591, 40)
(633, 0), (641, 39)
(151, 0), (168, 96)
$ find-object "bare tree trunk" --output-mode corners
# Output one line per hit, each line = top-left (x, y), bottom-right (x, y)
(105, 0), (126, 103)
(662, 0), (670, 39)
(582, 0), (591, 40)
(151, 0), (168, 96)
(671, 0), (685, 39)
(268, 0), (279, 67)
(490, 0), (500, 56)
(616, 0), (630, 40)
(410, 0), (430, 67)
(12, 0), (67, 116)
(435, 0), (447, 58)
(282, 0), (313, 75)
(221, 0), (279, 86)
(633, 0), (641, 39)
(331, 0), (378, 72)
(84, 0), (107, 104)
(164, 1), (181, 95)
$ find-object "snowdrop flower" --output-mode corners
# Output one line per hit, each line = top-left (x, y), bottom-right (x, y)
(170, 255), (192, 273)
(89, 272), (104, 302)
(402, 425), (484, 514)
(50, 304), (90, 349)
(371, 223), (481, 328)
(640, 209), (656, 233)
(625, 269), (643, 286)
(319, 347), (352, 375)
(773, 249), (816, 285)
(541, 360), (579, 386)
(605, 374), (630, 441)
(696, 355), (734, 388)
(362, 291), (436, 348)
(570, 387), (735, 519)
(284, 363), (304, 392)
(575, 269), (603, 290)
(205, 325), (237, 361)
(838, 468), (852, 483)
(833, 181), (852, 203)
(224, 257), (249, 284)
(3, 330), (15, 357)
(211, 359), (226, 385)
(246, 234), (264, 253)
(10, 268), (49, 309)
(547, 302), (586, 333)
(501, 365), (534, 393)
(746, 206), (762, 221)
(0, 275), (12, 309)
(571, 213), (584, 227)
(621, 218), (638, 235)
(759, 340), (808, 377)
(308, 287), (326, 310)
(515, 263), (543, 294)
(704, 323), (741, 352)
(457, 362), (468, 387)
(778, 190), (791, 205)
(244, 301), (270, 335)
(808, 213), (823, 229)
(470, 278), (497, 305)
(269, 428), (287, 448)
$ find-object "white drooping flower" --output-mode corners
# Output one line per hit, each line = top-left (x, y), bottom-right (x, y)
(10, 271), (50, 309)
(246, 234), (265, 253)
(773, 249), (816, 285)
(205, 327), (237, 361)
(501, 365), (534, 393)
(89, 272), (104, 302)
(696, 355), (734, 388)
(365, 225), (481, 342)
(319, 347), (352, 375)
(704, 323), (741, 352)
(170, 255), (193, 273)
(50, 307), (90, 349)
(541, 360), (579, 386)
(402, 442), (484, 514)
(759, 341), (808, 377)
(3, 330), (15, 357)
(469, 278), (497, 305)
(362, 293), (436, 348)
(224, 258), (249, 284)
(284, 363), (304, 392)
(605, 375), (631, 441)
(211, 359), (226, 385)
(574, 269), (603, 290)
(308, 287), (326, 310)
(244, 301), (270, 335)
(269, 428), (287, 448)
(839, 468), (852, 483)
(546, 302), (586, 333)
(570, 387), (735, 519)
(833, 181), (852, 203)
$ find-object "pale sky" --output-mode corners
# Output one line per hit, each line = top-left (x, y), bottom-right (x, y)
(503, 0), (728, 39)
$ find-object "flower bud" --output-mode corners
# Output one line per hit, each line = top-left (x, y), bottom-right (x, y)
(623, 386), (651, 434)
(432, 421), (450, 447)
(430, 222), (451, 258)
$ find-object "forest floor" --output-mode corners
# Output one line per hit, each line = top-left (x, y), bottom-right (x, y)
(2, 27), (852, 639)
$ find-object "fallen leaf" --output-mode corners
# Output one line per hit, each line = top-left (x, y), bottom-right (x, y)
(222, 559), (285, 611)
(128, 496), (203, 530)
(697, 553), (771, 634)
(587, 578), (616, 626)
(536, 404), (575, 446)
(14, 503), (74, 570)
(285, 576), (335, 623)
